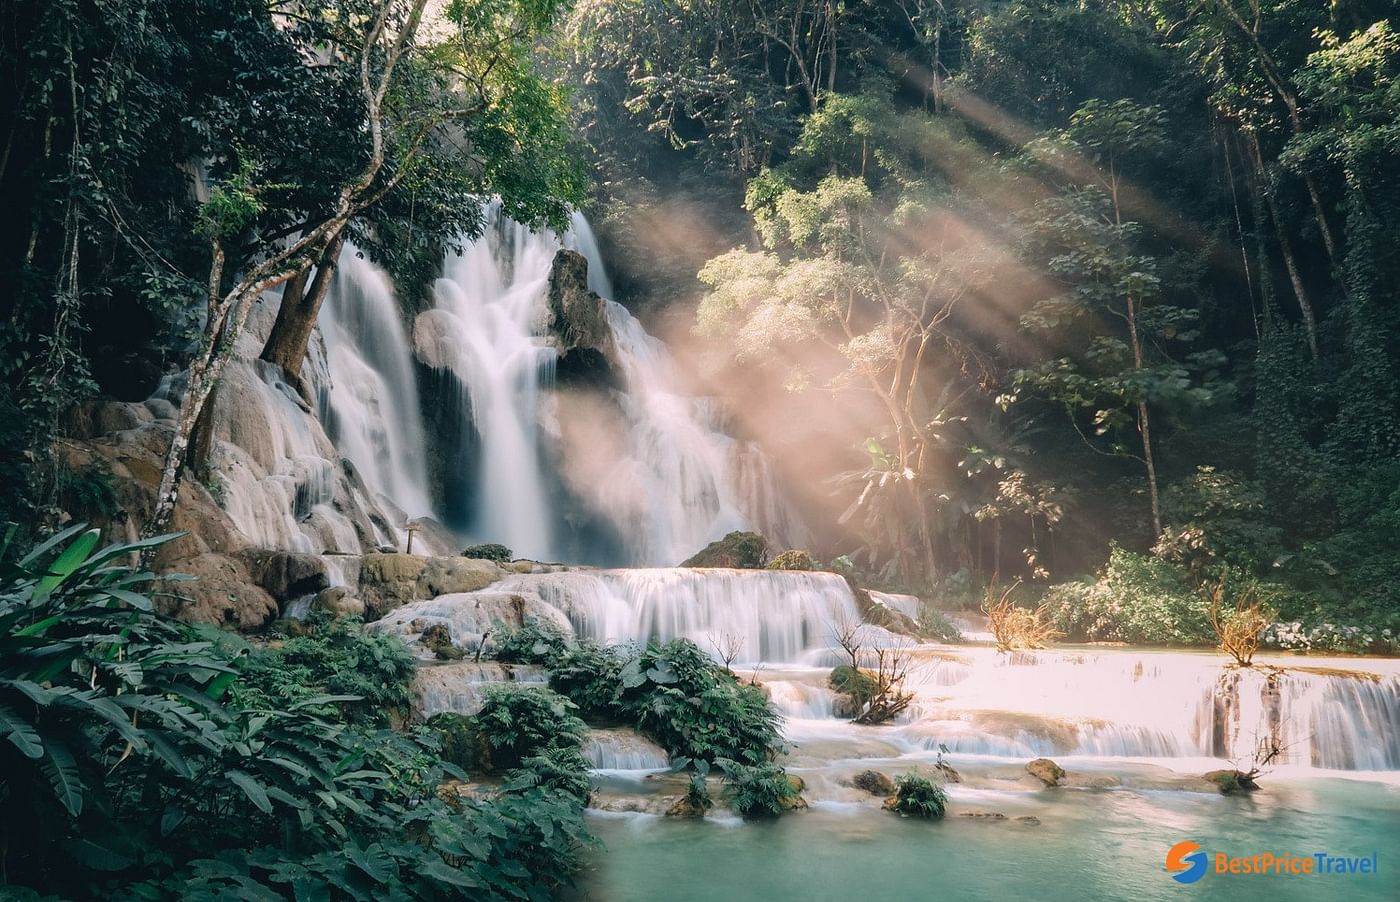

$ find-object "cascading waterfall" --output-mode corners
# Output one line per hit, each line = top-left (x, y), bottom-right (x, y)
(317, 250), (434, 520)
(421, 202), (803, 564)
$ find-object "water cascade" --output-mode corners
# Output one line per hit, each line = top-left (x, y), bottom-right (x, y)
(419, 203), (804, 564)
(317, 251), (434, 520)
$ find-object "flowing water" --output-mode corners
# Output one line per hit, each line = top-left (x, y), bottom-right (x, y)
(384, 572), (1400, 900)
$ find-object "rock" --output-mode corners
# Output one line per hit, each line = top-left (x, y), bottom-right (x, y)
(93, 401), (153, 435)
(413, 309), (463, 370)
(314, 586), (365, 620)
(358, 554), (505, 620)
(238, 550), (330, 601)
(420, 556), (503, 597)
(852, 770), (897, 796)
(1016, 816), (1042, 826)
(680, 531), (770, 568)
(1203, 769), (1259, 794)
(358, 553), (429, 618)
(767, 549), (818, 571)
(865, 602), (921, 635)
(958, 811), (1007, 820)
(159, 552), (278, 630)
(665, 796), (708, 818)
(935, 761), (963, 784)
(1026, 758), (1067, 787)
(144, 398), (178, 421)
(421, 623), (464, 661)
(545, 249), (618, 361)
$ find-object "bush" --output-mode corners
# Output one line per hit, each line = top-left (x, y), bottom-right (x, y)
(232, 611), (417, 725)
(0, 526), (593, 900)
(1155, 467), (1282, 577)
(463, 543), (513, 563)
(492, 618), (571, 666)
(918, 606), (964, 642)
(886, 770), (947, 818)
(616, 640), (782, 765)
(428, 712), (488, 773)
(547, 639), (628, 717)
(474, 685), (588, 770)
(766, 549), (818, 570)
(716, 760), (801, 818)
(510, 746), (594, 802)
(1041, 545), (1213, 645)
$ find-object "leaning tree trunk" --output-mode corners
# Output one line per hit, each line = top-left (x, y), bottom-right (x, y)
(260, 231), (346, 379)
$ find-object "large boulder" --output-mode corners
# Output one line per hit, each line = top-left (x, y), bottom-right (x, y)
(545, 249), (617, 361)
(680, 531), (770, 569)
(357, 554), (507, 619)
(237, 550), (331, 602)
(160, 553), (278, 630)
(767, 549), (818, 571)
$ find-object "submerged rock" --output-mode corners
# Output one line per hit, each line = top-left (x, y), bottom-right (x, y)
(665, 797), (708, 818)
(680, 531), (770, 569)
(852, 770), (897, 796)
(1026, 758), (1067, 787)
(313, 586), (364, 620)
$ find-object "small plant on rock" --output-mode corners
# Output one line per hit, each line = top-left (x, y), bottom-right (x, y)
(463, 542), (513, 563)
(716, 759), (801, 818)
(767, 549), (818, 570)
(885, 770), (948, 818)
(829, 618), (915, 725)
(1207, 576), (1277, 667)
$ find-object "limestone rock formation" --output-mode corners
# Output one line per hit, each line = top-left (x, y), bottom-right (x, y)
(680, 531), (770, 568)
(1026, 758), (1067, 787)
(852, 770), (897, 796)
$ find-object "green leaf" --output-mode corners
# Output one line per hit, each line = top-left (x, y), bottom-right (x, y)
(40, 740), (84, 816)
(227, 770), (273, 813)
(346, 842), (396, 883)
(36, 528), (101, 595)
(0, 702), (43, 758)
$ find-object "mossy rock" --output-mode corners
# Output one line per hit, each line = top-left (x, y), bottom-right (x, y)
(853, 769), (896, 796)
(1204, 769), (1259, 794)
(421, 623), (464, 661)
(1026, 758), (1066, 787)
(766, 549), (818, 571)
(428, 713), (490, 773)
(829, 664), (878, 706)
(462, 543), (513, 564)
(680, 531), (770, 568)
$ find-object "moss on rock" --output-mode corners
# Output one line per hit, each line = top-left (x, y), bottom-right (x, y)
(766, 549), (818, 571)
(680, 531), (770, 568)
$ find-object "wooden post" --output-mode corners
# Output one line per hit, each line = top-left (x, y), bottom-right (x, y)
(404, 523), (419, 555)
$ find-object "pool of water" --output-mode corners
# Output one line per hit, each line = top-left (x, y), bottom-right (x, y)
(575, 770), (1400, 901)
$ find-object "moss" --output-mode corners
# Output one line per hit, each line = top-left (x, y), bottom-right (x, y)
(766, 549), (818, 571)
(680, 531), (770, 568)
(420, 623), (464, 660)
(829, 664), (877, 706)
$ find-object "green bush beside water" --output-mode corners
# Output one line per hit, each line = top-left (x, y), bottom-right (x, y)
(0, 527), (590, 900)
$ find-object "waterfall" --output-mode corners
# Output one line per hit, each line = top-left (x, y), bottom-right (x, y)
(318, 250), (433, 520)
(420, 202), (804, 564)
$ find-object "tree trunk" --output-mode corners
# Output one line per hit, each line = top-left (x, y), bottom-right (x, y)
(1126, 293), (1163, 539)
(1249, 135), (1319, 360)
(260, 231), (346, 379)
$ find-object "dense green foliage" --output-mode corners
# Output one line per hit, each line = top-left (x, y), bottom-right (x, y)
(887, 770), (948, 818)
(0, 529), (590, 900)
(563, 0), (1400, 645)
(494, 622), (786, 767)
(715, 760), (802, 819)
(473, 685), (589, 771)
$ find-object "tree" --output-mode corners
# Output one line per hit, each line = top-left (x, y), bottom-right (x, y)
(1008, 100), (1219, 540)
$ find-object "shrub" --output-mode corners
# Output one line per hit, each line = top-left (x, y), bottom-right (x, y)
(766, 549), (818, 570)
(548, 638), (628, 717)
(493, 618), (571, 666)
(474, 685), (588, 770)
(983, 584), (1062, 652)
(428, 712), (488, 773)
(918, 606), (964, 642)
(616, 640), (782, 765)
(510, 746), (594, 802)
(462, 543), (513, 563)
(232, 611), (417, 725)
(1207, 576), (1277, 666)
(0, 526), (593, 900)
(1041, 545), (1213, 645)
(716, 759), (800, 818)
(828, 622), (915, 725)
(1155, 467), (1282, 577)
(886, 770), (947, 818)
